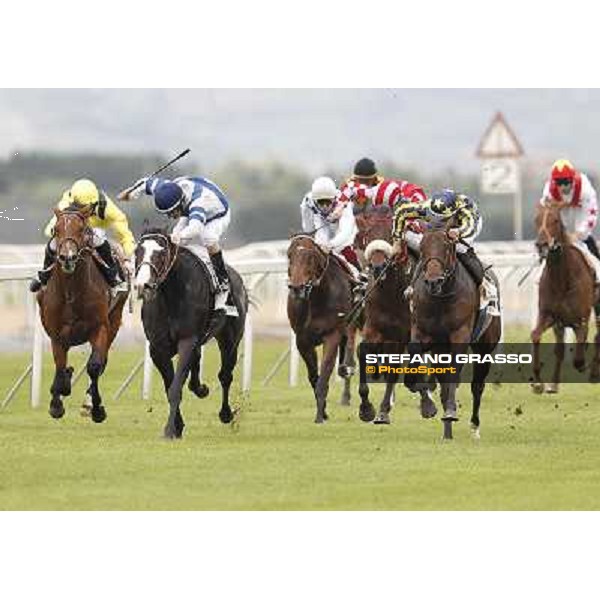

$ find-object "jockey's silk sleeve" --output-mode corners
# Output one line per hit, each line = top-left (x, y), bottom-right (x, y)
(392, 201), (425, 239)
(104, 198), (136, 256)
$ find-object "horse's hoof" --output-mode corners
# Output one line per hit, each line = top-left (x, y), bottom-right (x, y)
(163, 429), (177, 440)
(189, 381), (210, 398)
(91, 406), (107, 423)
(314, 414), (326, 424)
(531, 382), (544, 394)
(49, 402), (65, 419)
(589, 370), (600, 383)
(544, 383), (559, 394)
(80, 403), (92, 418)
(339, 394), (351, 406)
(359, 403), (376, 422)
(420, 403), (438, 419)
(219, 407), (233, 424)
(471, 425), (481, 441)
(574, 360), (586, 373)
(373, 412), (391, 425)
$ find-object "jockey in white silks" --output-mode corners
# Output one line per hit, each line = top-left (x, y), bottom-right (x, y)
(539, 159), (600, 294)
(122, 175), (236, 315)
(300, 176), (366, 295)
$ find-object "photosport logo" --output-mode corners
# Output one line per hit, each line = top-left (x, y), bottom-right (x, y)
(358, 342), (600, 385)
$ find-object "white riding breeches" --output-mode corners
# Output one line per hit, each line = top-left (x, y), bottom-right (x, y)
(333, 251), (360, 281)
(181, 212), (231, 258)
(404, 220), (480, 256)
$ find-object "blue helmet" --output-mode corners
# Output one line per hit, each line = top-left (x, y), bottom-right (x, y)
(154, 182), (184, 213)
(430, 189), (459, 217)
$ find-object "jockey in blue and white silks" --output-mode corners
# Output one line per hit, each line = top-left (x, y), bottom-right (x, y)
(123, 175), (234, 313)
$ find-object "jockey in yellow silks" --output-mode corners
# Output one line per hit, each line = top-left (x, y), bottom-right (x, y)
(29, 179), (135, 293)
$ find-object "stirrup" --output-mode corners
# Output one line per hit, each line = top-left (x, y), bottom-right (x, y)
(404, 285), (414, 300)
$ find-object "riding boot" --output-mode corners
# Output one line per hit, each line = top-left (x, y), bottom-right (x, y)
(210, 250), (235, 314)
(29, 244), (56, 292)
(584, 235), (600, 261)
(351, 271), (369, 304)
(458, 247), (485, 287)
(96, 240), (121, 288)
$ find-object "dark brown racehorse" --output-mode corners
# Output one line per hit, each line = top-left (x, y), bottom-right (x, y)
(37, 204), (128, 422)
(358, 238), (438, 424)
(531, 203), (600, 391)
(287, 235), (357, 423)
(407, 224), (501, 440)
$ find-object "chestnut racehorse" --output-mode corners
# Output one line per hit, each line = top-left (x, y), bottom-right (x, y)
(36, 204), (128, 422)
(532, 203), (600, 391)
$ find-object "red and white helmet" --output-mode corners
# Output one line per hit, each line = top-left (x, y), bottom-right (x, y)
(551, 159), (576, 182)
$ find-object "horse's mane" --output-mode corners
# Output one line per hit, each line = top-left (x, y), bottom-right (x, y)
(63, 201), (87, 213)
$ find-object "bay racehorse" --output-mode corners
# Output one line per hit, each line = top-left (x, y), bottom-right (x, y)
(287, 234), (359, 423)
(532, 203), (600, 391)
(134, 228), (248, 439)
(353, 205), (437, 424)
(358, 238), (438, 424)
(406, 224), (501, 440)
(37, 204), (128, 422)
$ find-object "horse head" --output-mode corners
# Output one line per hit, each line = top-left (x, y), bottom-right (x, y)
(419, 224), (457, 297)
(53, 203), (94, 274)
(287, 235), (329, 301)
(364, 239), (394, 279)
(355, 205), (393, 251)
(134, 228), (177, 300)
(535, 202), (566, 260)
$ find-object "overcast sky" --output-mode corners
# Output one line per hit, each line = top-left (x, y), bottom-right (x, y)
(0, 89), (598, 173)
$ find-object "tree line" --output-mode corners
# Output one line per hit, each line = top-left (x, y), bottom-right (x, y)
(0, 152), (566, 247)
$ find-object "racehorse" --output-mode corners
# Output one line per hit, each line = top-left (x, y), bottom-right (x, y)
(134, 228), (248, 439)
(532, 203), (600, 391)
(358, 238), (438, 424)
(406, 223), (501, 440)
(36, 204), (128, 422)
(287, 234), (358, 423)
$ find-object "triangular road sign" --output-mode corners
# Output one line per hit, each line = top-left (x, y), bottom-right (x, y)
(476, 112), (524, 158)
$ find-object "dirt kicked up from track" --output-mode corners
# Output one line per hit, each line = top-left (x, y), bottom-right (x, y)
(1, 333), (600, 510)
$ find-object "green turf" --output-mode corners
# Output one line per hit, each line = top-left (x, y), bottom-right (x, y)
(1, 331), (600, 510)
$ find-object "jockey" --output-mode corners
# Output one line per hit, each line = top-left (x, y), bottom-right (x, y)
(539, 159), (600, 290)
(300, 176), (366, 294)
(120, 175), (235, 313)
(341, 157), (427, 211)
(392, 189), (494, 297)
(29, 179), (134, 293)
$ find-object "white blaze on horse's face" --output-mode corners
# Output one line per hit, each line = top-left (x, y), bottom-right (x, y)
(135, 239), (163, 294)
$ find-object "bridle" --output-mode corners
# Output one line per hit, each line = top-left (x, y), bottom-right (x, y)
(420, 230), (457, 295)
(537, 205), (564, 257)
(55, 211), (93, 271)
(135, 233), (179, 289)
(287, 235), (330, 298)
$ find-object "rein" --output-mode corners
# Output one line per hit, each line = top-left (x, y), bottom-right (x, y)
(420, 231), (457, 290)
(136, 233), (180, 288)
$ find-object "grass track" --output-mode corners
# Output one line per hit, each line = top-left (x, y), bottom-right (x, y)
(1, 334), (600, 510)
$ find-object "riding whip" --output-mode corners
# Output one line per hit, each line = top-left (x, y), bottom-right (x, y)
(118, 148), (191, 200)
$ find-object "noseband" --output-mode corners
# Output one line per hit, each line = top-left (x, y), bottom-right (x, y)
(136, 233), (179, 289)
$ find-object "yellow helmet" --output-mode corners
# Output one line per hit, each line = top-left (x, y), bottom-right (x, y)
(69, 179), (99, 206)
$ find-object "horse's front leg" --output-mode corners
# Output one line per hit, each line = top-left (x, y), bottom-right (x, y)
(573, 320), (589, 374)
(49, 339), (72, 419)
(216, 332), (242, 425)
(590, 318), (600, 383)
(188, 345), (210, 399)
(164, 336), (198, 439)
(87, 324), (109, 423)
(315, 330), (342, 423)
(546, 324), (565, 393)
(339, 326), (357, 406)
(531, 313), (553, 393)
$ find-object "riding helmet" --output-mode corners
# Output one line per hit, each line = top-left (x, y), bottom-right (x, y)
(430, 189), (459, 217)
(353, 157), (378, 179)
(154, 182), (184, 213)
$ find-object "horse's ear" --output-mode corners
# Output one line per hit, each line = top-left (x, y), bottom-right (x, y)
(53, 208), (62, 218)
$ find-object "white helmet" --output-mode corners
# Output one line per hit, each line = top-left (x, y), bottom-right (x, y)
(311, 176), (338, 201)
